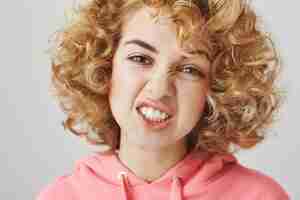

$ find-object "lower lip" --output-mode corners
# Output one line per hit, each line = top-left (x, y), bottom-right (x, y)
(137, 110), (173, 130)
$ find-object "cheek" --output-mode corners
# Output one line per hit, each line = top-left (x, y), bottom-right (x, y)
(109, 59), (144, 109)
(190, 92), (206, 114)
(174, 86), (207, 140)
(178, 84), (207, 121)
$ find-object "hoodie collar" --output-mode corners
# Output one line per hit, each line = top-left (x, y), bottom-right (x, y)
(114, 149), (212, 186)
(80, 149), (236, 187)
(119, 171), (184, 200)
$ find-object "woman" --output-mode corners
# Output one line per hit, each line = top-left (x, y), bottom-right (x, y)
(38, 0), (290, 199)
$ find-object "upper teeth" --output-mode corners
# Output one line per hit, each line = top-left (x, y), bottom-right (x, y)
(139, 106), (170, 121)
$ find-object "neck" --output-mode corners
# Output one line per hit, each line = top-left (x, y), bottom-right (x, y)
(117, 137), (188, 182)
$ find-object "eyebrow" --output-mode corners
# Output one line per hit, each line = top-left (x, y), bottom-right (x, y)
(124, 39), (211, 61)
(124, 39), (158, 54)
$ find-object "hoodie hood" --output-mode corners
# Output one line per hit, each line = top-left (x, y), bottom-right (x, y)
(72, 149), (237, 200)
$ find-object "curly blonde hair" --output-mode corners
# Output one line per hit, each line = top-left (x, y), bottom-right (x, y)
(49, 0), (283, 154)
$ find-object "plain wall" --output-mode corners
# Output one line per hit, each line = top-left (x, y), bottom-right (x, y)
(0, 0), (299, 199)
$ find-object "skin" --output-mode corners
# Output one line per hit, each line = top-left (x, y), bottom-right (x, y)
(108, 6), (211, 182)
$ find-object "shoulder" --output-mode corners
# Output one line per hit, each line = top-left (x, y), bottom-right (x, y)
(36, 175), (76, 200)
(35, 152), (108, 200)
(226, 163), (290, 199)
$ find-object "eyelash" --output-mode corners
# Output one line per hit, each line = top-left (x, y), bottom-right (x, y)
(128, 55), (153, 65)
(127, 55), (205, 78)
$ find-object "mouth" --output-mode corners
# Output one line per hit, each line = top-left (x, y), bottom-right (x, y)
(135, 98), (175, 117)
(136, 107), (174, 130)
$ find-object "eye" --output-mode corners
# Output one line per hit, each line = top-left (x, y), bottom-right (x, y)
(127, 54), (153, 65)
(179, 64), (206, 79)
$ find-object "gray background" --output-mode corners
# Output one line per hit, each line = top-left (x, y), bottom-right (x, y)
(0, 0), (298, 199)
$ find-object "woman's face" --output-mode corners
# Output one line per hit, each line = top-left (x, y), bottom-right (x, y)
(109, 6), (211, 151)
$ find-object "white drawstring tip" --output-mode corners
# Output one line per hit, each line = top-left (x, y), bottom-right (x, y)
(118, 171), (127, 180)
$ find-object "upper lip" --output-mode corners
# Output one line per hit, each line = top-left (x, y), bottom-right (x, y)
(136, 98), (175, 116)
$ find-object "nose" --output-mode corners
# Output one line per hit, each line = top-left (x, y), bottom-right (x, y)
(144, 66), (176, 99)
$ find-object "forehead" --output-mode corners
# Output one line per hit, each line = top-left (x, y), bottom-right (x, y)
(120, 6), (178, 47)
(119, 6), (210, 58)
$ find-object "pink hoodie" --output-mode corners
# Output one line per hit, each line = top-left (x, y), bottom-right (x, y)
(36, 150), (289, 200)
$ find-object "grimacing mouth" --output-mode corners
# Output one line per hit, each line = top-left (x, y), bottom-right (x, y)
(136, 106), (174, 120)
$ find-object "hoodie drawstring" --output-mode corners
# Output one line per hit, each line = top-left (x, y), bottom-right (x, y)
(118, 172), (130, 199)
(118, 172), (183, 200)
(170, 176), (183, 200)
